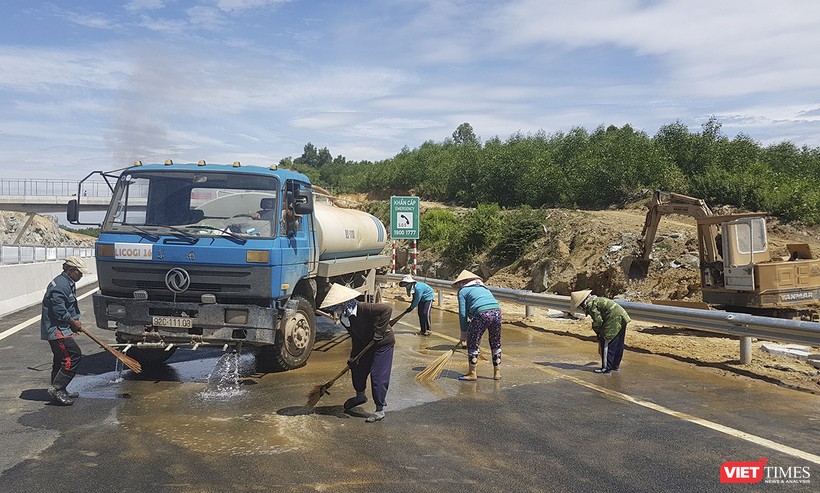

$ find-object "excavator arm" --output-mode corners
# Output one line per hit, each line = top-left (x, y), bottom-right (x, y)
(627, 190), (720, 280)
(639, 191), (714, 261)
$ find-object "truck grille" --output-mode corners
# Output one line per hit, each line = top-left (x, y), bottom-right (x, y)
(97, 262), (272, 303)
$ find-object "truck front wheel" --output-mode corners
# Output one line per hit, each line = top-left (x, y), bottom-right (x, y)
(258, 295), (316, 371)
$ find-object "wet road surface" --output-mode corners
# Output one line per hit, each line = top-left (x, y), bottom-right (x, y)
(1, 284), (818, 492)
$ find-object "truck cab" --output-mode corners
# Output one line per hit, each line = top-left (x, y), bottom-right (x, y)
(68, 161), (388, 370)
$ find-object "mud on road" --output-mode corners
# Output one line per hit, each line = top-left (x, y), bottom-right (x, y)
(385, 283), (820, 395)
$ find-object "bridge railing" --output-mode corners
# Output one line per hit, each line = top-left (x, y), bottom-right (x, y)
(0, 179), (112, 197)
(0, 243), (94, 265)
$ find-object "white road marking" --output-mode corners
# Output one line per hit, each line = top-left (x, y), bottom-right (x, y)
(537, 365), (820, 465)
(417, 326), (820, 466)
(0, 288), (99, 342)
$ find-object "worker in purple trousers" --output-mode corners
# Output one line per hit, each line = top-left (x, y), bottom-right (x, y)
(452, 270), (502, 381)
(320, 284), (395, 422)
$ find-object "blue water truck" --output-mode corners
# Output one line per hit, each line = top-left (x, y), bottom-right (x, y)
(68, 161), (388, 370)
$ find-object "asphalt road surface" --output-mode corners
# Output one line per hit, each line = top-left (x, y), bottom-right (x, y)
(1, 284), (818, 492)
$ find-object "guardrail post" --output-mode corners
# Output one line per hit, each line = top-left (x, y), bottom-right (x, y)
(739, 336), (752, 364)
(525, 305), (533, 317)
(437, 289), (442, 307)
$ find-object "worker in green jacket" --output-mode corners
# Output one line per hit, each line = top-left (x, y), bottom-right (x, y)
(571, 289), (630, 374)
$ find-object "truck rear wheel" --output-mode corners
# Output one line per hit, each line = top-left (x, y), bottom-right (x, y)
(258, 295), (316, 372)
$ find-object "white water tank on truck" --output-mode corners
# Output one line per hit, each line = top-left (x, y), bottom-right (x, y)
(313, 203), (387, 260)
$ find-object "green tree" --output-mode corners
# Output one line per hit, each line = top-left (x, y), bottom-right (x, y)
(452, 122), (478, 145)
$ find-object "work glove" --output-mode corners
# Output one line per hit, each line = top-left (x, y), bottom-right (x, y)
(347, 357), (358, 368)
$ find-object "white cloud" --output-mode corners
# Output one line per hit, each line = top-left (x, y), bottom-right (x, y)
(2, 0), (820, 178)
(215, 0), (291, 13)
(63, 12), (116, 30)
(186, 6), (229, 30)
(488, 0), (820, 97)
(125, 0), (166, 12)
(0, 48), (131, 92)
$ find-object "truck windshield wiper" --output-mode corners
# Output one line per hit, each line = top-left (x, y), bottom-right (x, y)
(154, 225), (199, 243)
(122, 223), (160, 242)
(187, 225), (247, 244)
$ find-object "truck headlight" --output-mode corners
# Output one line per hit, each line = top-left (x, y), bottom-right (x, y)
(107, 304), (126, 316)
(225, 309), (248, 324)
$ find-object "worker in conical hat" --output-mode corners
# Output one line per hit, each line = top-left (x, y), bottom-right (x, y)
(452, 270), (503, 381)
(571, 289), (631, 374)
(397, 274), (435, 336)
(451, 270), (480, 347)
(320, 283), (395, 422)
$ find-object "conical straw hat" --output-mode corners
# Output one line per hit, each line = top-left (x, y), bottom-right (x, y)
(452, 269), (481, 287)
(320, 283), (362, 309)
(570, 289), (592, 311)
(399, 274), (416, 286)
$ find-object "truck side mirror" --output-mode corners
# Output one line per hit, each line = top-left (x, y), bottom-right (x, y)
(67, 199), (79, 224)
(293, 188), (314, 214)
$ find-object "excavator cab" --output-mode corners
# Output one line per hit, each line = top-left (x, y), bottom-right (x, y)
(721, 216), (768, 290)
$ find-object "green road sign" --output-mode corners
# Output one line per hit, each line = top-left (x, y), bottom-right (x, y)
(390, 196), (419, 240)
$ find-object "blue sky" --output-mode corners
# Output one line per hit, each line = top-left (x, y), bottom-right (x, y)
(1, 0), (819, 180)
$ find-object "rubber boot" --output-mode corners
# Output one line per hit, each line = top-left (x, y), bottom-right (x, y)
(343, 391), (367, 410)
(51, 370), (79, 398)
(48, 370), (74, 406)
(492, 352), (502, 380)
(458, 362), (477, 381)
(366, 407), (385, 423)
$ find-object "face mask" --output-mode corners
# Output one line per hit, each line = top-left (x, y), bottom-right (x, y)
(405, 285), (413, 297)
(328, 299), (357, 323)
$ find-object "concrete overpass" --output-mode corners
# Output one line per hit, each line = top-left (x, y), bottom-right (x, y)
(0, 178), (112, 243)
(0, 195), (111, 213)
(0, 178), (112, 213)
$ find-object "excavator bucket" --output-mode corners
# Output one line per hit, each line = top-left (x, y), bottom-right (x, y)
(622, 256), (650, 280)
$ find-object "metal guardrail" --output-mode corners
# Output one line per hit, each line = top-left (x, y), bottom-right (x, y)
(384, 273), (820, 349)
(0, 244), (94, 265)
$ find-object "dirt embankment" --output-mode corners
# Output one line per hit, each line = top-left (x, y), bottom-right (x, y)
(385, 203), (820, 395)
(0, 212), (95, 247)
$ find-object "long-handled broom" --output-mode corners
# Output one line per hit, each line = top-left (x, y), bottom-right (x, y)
(306, 340), (375, 407)
(81, 328), (143, 373)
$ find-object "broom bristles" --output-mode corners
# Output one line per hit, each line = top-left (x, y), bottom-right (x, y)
(306, 383), (327, 407)
(416, 348), (455, 381)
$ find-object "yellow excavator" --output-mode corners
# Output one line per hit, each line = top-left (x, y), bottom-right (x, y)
(626, 191), (820, 320)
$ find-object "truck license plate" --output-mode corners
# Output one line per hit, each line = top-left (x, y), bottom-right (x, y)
(151, 316), (193, 329)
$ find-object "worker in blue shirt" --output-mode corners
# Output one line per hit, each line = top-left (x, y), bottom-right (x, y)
(397, 275), (435, 336)
(453, 270), (502, 381)
(41, 256), (91, 406)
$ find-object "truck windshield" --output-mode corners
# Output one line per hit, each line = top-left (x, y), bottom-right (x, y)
(103, 170), (280, 239)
